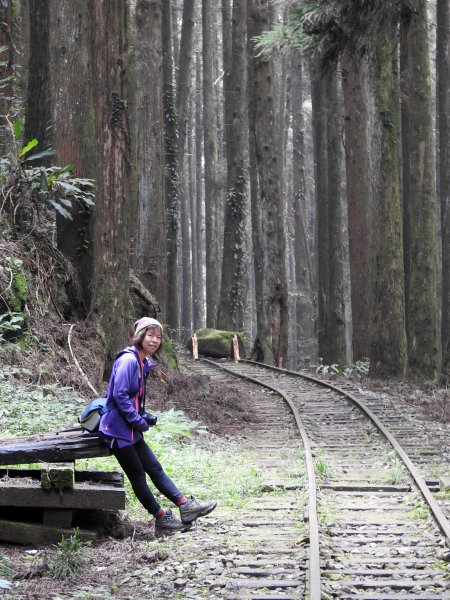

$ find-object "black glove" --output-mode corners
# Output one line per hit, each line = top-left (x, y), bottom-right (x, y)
(135, 418), (149, 433)
(142, 412), (157, 427)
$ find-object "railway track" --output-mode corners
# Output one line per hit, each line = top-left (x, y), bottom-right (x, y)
(179, 354), (450, 600)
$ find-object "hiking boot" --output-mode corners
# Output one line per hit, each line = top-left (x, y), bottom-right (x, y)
(179, 495), (217, 524)
(154, 509), (192, 537)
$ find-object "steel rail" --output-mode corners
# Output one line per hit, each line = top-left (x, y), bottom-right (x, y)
(241, 358), (450, 546)
(199, 357), (321, 600)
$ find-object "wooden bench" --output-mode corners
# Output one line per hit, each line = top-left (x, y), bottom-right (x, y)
(0, 429), (126, 545)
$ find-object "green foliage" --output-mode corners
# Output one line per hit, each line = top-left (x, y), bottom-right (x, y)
(0, 312), (25, 339)
(0, 122), (95, 223)
(0, 366), (85, 438)
(314, 449), (331, 480)
(251, 1), (328, 60)
(0, 257), (28, 338)
(316, 358), (369, 377)
(45, 529), (92, 580)
(0, 554), (13, 579)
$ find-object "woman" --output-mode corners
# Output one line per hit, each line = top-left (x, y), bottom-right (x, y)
(99, 317), (216, 536)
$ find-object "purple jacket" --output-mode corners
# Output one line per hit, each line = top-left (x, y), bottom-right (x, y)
(99, 346), (155, 447)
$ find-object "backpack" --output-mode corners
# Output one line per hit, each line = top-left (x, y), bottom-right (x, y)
(78, 348), (147, 433)
(79, 397), (113, 433)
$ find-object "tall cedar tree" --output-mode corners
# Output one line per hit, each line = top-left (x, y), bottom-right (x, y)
(342, 52), (371, 360)
(326, 68), (347, 364)
(203, 0), (221, 327)
(0, 1), (13, 156)
(134, 0), (167, 309)
(217, 0), (248, 332)
(369, 16), (407, 378)
(193, 53), (206, 329)
(177, 0), (196, 332)
(401, 0), (439, 379)
(437, 0), (450, 380)
(290, 50), (316, 365)
(24, 0), (51, 157)
(310, 65), (330, 362)
(247, 0), (288, 365)
(162, 0), (180, 333)
(49, 0), (96, 310)
(90, 0), (131, 366)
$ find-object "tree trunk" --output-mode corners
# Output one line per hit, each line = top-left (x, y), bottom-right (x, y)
(162, 0), (180, 333)
(342, 52), (371, 360)
(133, 0), (167, 310)
(176, 0), (196, 166)
(247, 0), (288, 365)
(310, 65), (330, 364)
(193, 52), (205, 330)
(0, 0), (13, 155)
(49, 0), (96, 311)
(437, 0), (450, 380)
(217, 0), (248, 332)
(369, 18), (407, 378)
(291, 50), (315, 366)
(326, 68), (347, 365)
(24, 0), (51, 152)
(401, 0), (439, 379)
(202, 0), (221, 327)
(90, 0), (131, 366)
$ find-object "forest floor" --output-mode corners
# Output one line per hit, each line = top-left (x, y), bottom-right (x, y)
(1, 335), (450, 599)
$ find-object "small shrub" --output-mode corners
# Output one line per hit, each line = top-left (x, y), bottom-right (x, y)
(45, 528), (92, 580)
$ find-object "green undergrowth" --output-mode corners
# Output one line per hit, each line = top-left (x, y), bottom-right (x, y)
(77, 412), (261, 519)
(0, 367), (261, 519)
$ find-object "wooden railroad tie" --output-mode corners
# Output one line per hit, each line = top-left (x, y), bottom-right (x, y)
(0, 429), (126, 545)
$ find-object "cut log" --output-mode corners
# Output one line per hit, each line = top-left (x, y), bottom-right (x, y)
(0, 519), (96, 545)
(41, 463), (75, 490)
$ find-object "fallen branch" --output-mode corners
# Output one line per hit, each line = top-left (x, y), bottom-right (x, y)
(67, 323), (98, 396)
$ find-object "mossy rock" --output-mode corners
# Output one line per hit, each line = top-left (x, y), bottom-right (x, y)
(186, 328), (246, 359)
(157, 335), (178, 371)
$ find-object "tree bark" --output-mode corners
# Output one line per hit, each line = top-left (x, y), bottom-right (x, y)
(49, 0), (96, 310)
(193, 52), (205, 330)
(310, 64), (330, 364)
(437, 0), (450, 380)
(203, 0), (221, 327)
(217, 0), (248, 331)
(326, 68), (347, 365)
(369, 18), (407, 378)
(0, 0), (13, 155)
(290, 50), (315, 366)
(90, 0), (131, 366)
(401, 0), (440, 379)
(247, 0), (288, 365)
(342, 52), (371, 360)
(162, 0), (180, 333)
(24, 0), (51, 152)
(133, 0), (167, 310)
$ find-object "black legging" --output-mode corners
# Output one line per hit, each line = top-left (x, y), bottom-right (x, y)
(112, 438), (184, 516)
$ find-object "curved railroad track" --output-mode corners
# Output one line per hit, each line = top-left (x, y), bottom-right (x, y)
(179, 354), (450, 600)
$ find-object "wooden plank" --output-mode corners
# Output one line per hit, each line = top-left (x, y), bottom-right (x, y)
(0, 431), (111, 465)
(0, 484), (126, 510)
(41, 463), (75, 489)
(0, 519), (96, 545)
(0, 468), (123, 487)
